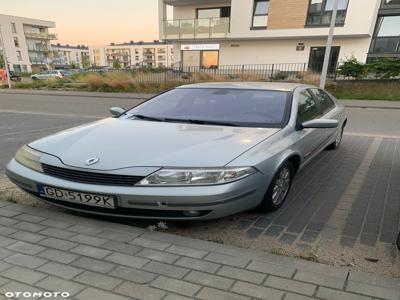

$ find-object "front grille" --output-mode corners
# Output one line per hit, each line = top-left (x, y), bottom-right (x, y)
(42, 164), (144, 186)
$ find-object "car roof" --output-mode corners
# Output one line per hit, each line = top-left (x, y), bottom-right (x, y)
(176, 82), (314, 92)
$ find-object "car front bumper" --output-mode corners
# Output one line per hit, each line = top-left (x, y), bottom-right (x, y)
(6, 159), (270, 220)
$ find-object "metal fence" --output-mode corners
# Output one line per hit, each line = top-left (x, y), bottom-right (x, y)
(102, 62), (333, 85)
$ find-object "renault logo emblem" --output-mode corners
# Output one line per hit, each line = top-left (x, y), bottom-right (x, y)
(85, 157), (100, 166)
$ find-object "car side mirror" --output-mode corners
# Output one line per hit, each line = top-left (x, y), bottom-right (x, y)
(301, 119), (339, 129)
(109, 107), (125, 116)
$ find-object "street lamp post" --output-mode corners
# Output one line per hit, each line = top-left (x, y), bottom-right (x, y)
(0, 25), (12, 89)
(320, 0), (339, 89)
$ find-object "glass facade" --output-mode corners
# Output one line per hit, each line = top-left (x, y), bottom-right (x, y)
(368, 1), (400, 60)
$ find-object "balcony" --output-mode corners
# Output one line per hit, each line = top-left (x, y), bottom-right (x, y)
(24, 31), (58, 40)
(163, 17), (230, 40)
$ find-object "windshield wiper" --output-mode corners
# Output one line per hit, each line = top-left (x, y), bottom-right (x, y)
(130, 114), (165, 122)
(164, 118), (239, 127)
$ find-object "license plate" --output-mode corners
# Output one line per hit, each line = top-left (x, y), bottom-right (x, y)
(37, 185), (115, 209)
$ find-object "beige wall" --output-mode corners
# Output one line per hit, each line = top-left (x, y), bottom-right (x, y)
(268, 0), (309, 30)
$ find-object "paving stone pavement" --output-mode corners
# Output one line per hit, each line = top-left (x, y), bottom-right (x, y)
(227, 136), (400, 252)
(0, 201), (398, 299)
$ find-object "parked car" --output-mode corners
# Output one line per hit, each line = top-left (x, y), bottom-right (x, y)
(31, 70), (72, 80)
(6, 82), (347, 220)
(9, 71), (22, 82)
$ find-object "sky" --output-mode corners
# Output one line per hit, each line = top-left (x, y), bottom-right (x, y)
(1, 0), (161, 46)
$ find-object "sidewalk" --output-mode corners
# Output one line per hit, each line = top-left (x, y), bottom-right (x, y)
(0, 200), (398, 300)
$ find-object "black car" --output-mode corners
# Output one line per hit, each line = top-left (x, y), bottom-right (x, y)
(9, 71), (22, 82)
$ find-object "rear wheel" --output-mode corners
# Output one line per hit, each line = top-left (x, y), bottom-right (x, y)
(258, 161), (294, 212)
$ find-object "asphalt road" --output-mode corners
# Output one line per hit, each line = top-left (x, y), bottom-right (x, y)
(1, 90), (400, 172)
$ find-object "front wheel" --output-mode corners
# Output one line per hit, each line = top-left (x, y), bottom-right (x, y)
(327, 125), (344, 150)
(258, 161), (294, 212)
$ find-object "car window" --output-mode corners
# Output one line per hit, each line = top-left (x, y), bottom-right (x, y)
(126, 88), (290, 128)
(297, 90), (320, 123)
(310, 89), (336, 115)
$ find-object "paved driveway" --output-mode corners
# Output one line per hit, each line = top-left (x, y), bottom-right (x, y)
(0, 200), (398, 300)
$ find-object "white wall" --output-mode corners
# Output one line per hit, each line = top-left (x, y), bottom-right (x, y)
(173, 37), (372, 66)
(219, 38), (372, 65)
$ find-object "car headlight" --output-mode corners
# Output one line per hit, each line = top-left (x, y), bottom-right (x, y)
(15, 145), (43, 173)
(138, 167), (256, 186)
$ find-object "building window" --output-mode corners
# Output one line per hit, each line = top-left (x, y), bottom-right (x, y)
(16, 51), (22, 61)
(196, 7), (231, 19)
(306, 0), (349, 27)
(252, 0), (269, 28)
(14, 37), (19, 48)
(11, 22), (17, 33)
(369, 15), (400, 55)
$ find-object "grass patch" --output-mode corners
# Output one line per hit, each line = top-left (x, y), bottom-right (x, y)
(328, 80), (400, 101)
(10, 71), (400, 100)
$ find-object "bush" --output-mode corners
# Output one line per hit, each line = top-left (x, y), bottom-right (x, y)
(272, 72), (288, 81)
(367, 58), (400, 79)
(337, 56), (367, 79)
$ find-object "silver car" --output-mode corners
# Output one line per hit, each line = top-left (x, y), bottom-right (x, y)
(6, 82), (347, 220)
(31, 70), (72, 80)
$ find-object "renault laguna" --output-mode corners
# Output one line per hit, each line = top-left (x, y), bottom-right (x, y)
(6, 82), (347, 220)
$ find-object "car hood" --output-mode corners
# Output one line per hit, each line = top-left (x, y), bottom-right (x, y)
(30, 118), (279, 170)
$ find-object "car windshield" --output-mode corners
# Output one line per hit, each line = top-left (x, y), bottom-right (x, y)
(125, 88), (290, 128)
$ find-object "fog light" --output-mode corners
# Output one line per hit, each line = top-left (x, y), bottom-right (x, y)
(183, 210), (201, 217)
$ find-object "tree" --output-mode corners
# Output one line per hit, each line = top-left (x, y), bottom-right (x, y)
(82, 55), (90, 69)
(112, 58), (121, 70)
(337, 56), (367, 79)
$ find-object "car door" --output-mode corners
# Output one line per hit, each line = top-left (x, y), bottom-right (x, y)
(309, 88), (339, 144)
(295, 89), (325, 162)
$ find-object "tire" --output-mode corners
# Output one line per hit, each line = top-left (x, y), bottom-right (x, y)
(327, 125), (344, 150)
(31, 77), (39, 81)
(258, 161), (294, 212)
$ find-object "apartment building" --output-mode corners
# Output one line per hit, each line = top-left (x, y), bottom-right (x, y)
(51, 44), (90, 69)
(0, 14), (56, 72)
(89, 41), (174, 68)
(159, 0), (398, 69)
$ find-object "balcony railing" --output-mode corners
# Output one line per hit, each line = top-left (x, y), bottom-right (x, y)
(163, 17), (230, 40)
(24, 31), (58, 40)
(28, 46), (50, 52)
